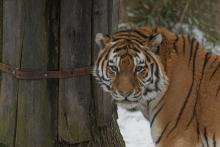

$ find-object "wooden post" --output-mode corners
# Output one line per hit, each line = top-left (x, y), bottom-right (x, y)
(0, 0), (59, 146)
(0, 0), (21, 146)
(0, 0), (124, 147)
(58, 0), (92, 143)
(14, 0), (55, 146)
(0, 0), (2, 63)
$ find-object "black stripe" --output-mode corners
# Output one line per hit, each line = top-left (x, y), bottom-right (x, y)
(132, 48), (141, 53)
(113, 37), (144, 45)
(204, 128), (209, 147)
(112, 41), (143, 54)
(145, 55), (151, 62)
(100, 60), (108, 80)
(145, 77), (152, 83)
(149, 63), (155, 84)
(209, 63), (220, 80)
(146, 100), (151, 118)
(200, 52), (210, 80)
(108, 60), (114, 63)
(203, 53), (211, 70)
(188, 38), (196, 66)
(101, 75), (110, 82)
(155, 46), (160, 54)
(187, 113), (195, 128)
(210, 56), (218, 66)
(121, 34), (146, 42)
(143, 50), (158, 64)
(113, 29), (135, 35)
(150, 104), (165, 127)
(113, 47), (126, 53)
(154, 64), (160, 91)
(143, 88), (153, 96)
(132, 41), (145, 48)
(130, 39), (144, 46)
(182, 36), (186, 55)
(216, 85), (220, 97)
(111, 41), (126, 50)
(111, 37), (127, 42)
(142, 69), (149, 78)
(113, 30), (146, 41)
(196, 122), (200, 140)
(150, 63), (154, 70)
(187, 53), (210, 128)
(167, 41), (199, 137)
(173, 34), (179, 54)
(131, 44), (142, 52)
(101, 83), (111, 91)
(213, 134), (216, 147)
(134, 30), (150, 39)
(95, 55), (107, 81)
(186, 35), (191, 54)
(155, 63), (160, 77)
(155, 122), (170, 144)
(152, 94), (166, 111)
(96, 49), (107, 68)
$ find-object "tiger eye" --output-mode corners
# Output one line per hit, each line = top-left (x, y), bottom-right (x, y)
(135, 66), (144, 72)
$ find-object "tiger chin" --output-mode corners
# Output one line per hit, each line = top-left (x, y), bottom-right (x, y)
(93, 26), (220, 147)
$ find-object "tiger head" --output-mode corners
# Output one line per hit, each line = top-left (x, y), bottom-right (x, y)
(93, 29), (169, 110)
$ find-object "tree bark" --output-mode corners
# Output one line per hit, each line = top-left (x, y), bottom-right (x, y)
(0, 0), (125, 147)
(0, 0), (2, 62)
(58, 0), (125, 146)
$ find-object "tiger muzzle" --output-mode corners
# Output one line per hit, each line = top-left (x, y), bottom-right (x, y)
(118, 90), (133, 97)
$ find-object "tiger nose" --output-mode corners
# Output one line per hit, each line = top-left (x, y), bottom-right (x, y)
(118, 90), (133, 97)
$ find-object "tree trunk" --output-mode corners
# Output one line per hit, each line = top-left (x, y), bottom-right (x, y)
(0, 0), (2, 93)
(0, 0), (2, 62)
(0, 0), (125, 147)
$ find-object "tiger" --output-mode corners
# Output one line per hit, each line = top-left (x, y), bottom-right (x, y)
(93, 26), (220, 147)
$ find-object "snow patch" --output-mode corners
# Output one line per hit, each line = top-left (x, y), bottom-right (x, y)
(117, 107), (155, 147)
(173, 23), (220, 55)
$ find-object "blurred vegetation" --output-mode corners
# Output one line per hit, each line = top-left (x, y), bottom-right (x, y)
(119, 0), (220, 53)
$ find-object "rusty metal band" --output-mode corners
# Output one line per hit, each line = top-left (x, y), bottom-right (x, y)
(0, 63), (93, 80)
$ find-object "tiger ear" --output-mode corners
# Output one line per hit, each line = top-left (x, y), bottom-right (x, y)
(95, 33), (110, 48)
(149, 33), (163, 53)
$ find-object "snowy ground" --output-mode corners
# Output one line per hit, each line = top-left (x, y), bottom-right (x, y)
(117, 107), (155, 147)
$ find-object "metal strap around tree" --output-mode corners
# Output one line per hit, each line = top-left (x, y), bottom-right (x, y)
(0, 62), (93, 80)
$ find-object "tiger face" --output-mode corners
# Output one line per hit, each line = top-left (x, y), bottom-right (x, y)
(93, 30), (169, 110)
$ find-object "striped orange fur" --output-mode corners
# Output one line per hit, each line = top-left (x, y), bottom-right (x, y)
(93, 26), (220, 147)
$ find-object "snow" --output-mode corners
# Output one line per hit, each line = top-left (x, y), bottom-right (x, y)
(173, 23), (220, 55)
(212, 45), (220, 55)
(190, 26), (220, 55)
(117, 107), (155, 147)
